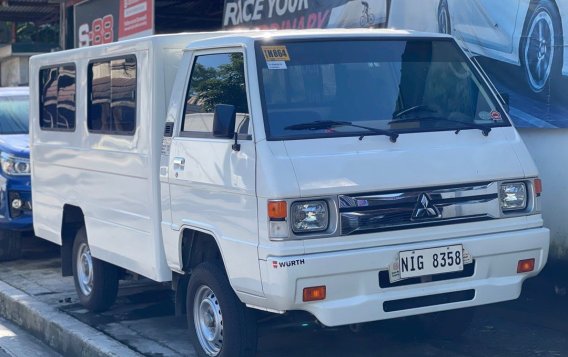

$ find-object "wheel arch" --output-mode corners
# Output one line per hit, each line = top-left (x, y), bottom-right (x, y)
(525, 0), (563, 35)
(174, 227), (227, 316)
(61, 204), (85, 277)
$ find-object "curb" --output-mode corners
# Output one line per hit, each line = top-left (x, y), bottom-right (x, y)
(0, 280), (141, 357)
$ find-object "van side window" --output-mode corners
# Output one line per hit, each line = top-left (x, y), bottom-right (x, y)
(182, 53), (249, 137)
(39, 64), (76, 131)
(88, 55), (137, 135)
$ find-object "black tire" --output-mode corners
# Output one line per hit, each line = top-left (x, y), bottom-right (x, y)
(0, 230), (22, 261)
(417, 307), (475, 339)
(187, 262), (257, 357)
(71, 227), (119, 312)
(438, 0), (451, 34)
(520, 0), (562, 95)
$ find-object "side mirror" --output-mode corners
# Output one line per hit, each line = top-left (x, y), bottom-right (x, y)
(499, 92), (510, 113)
(213, 104), (236, 138)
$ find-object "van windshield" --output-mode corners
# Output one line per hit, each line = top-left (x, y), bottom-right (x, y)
(255, 39), (510, 140)
(0, 95), (29, 135)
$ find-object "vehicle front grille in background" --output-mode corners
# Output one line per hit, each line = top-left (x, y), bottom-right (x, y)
(339, 183), (500, 235)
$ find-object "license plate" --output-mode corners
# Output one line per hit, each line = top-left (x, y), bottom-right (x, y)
(399, 245), (463, 279)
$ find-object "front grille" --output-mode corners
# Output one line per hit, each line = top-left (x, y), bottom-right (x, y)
(383, 289), (475, 312)
(339, 182), (500, 235)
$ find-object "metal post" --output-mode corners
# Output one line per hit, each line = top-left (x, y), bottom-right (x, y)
(60, 0), (67, 50)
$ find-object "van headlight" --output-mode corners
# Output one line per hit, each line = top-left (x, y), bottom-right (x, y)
(500, 182), (527, 211)
(291, 200), (329, 233)
(1, 153), (30, 176)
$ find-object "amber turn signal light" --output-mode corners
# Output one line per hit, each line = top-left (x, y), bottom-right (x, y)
(517, 258), (535, 273)
(534, 178), (542, 197)
(268, 200), (287, 219)
(303, 286), (326, 302)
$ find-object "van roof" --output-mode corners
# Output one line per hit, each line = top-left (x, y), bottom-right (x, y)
(30, 28), (450, 61)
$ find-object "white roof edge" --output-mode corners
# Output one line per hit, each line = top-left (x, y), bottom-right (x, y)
(30, 28), (451, 61)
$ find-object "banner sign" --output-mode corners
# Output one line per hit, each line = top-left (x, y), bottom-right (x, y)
(222, 0), (388, 30)
(226, 0), (566, 129)
(75, 0), (154, 48)
(388, 0), (567, 129)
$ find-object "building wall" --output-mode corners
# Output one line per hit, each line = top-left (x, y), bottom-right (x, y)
(518, 128), (568, 261)
(1, 56), (30, 87)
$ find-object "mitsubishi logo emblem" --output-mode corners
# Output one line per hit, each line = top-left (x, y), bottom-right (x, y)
(412, 193), (441, 220)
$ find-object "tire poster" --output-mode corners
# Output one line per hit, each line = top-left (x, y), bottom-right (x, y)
(223, 0), (567, 128)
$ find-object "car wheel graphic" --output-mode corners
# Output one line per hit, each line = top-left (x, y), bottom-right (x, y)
(521, 0), (562, 94)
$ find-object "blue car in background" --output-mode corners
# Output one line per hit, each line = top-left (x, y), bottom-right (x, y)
(0, 87), (31, 261)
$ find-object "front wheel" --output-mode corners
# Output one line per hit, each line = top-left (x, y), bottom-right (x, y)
(521, 0), (562, 94)
(0, 230), (23, 261)
(72, 227), (119, 312)
(187, 262), (257, 357)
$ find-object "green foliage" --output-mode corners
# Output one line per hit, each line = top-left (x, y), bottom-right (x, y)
(16, 22), (59, 43)
(191, 54), (248, 113)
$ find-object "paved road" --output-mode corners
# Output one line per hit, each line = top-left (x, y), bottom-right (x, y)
(0, 317), (60, 357)
(1, 237), (567, 356)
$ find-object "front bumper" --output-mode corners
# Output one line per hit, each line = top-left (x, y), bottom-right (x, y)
(0, 175), (32, 231)
(258, 227), (549, 326)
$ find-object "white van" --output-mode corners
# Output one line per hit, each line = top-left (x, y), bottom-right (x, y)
(30, 29), (550, 356)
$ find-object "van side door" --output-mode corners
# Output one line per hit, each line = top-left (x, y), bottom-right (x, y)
(168, 48), (262, 295)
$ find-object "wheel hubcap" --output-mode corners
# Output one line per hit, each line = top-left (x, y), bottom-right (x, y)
(77, 243), (94, 296)
(194, 286), (223, 356)
(525, 10), (555, 92)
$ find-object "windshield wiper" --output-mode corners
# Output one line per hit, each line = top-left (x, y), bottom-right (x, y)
(285, 120), (399, 143)
(389, 116), (491, 137)
(393, 105), (437, 119)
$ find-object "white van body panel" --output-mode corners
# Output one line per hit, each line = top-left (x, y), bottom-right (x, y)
(30, 33), (239, 281)
(279, 128), (530, 198)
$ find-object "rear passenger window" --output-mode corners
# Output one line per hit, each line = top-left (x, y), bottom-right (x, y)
(88, 55), (137, 135)
(39, 64), (76, 131)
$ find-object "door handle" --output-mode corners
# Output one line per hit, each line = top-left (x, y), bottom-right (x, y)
(173, 157), (185, 172)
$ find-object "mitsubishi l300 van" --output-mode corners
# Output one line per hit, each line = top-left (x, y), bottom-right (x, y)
(29, 29), (550, 356)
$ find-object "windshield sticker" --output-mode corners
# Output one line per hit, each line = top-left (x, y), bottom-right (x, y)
(490, 111), (502, 121)
(262, 46), (290, 61)
(267, 61), (287, 70)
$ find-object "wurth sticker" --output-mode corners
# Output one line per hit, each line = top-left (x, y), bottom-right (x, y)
(272, 259), (305, 269)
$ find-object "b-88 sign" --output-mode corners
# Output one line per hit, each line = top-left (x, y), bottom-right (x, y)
(78, 15), (114, 47)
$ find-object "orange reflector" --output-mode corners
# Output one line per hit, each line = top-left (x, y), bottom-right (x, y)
(534, 179), (542, 197)
(517, 259), (535, 273)
(268, 201), (287, 219)
(303, 286), (326, 302)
